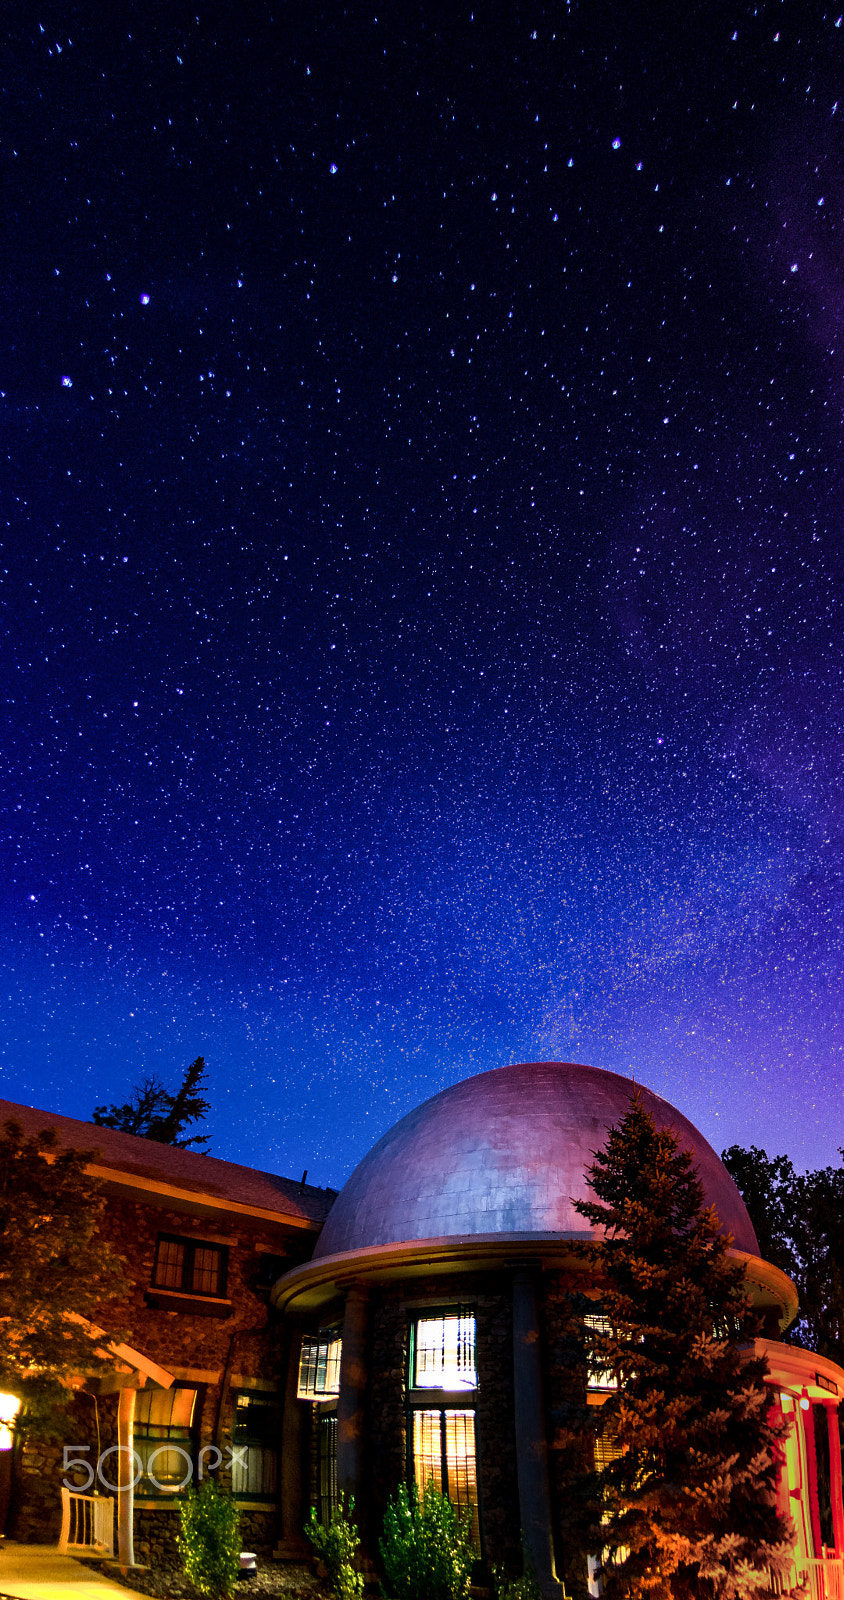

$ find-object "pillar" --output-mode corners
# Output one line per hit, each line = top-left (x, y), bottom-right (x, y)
(277, 1326), (309, 1558)
(825, 1403), (844, 1555)
(512, 1267), (559, 1596)
(335, 1284), (370, 1509)
(803, 1401), (823, 1556)
(116, 1386), (136, 1568)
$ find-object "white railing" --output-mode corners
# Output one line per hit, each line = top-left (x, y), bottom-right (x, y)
(58, 1487), (115, 1556)
(769, 1557), (844, 1599)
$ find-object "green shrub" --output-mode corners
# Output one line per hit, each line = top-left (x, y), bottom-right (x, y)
(178, 1477), (241, 1599)
(305, 1494), (365, 1600)
(492, 1546), (542, 1600)
(379, 1481), (474, 1600)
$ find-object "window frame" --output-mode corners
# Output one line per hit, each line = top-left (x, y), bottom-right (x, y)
(231, 1391), (280, 1504)
(297, 1328), (342, 1400)
(405, 1307), (482, 1552)
(152, 1233), (228, 1299)
(133, 1385), (199, 1501)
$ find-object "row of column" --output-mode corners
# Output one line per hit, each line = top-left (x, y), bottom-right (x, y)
(280, 1269), (563, 1596)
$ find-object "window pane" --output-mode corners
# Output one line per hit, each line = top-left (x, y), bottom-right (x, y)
(154, 1239), (185, 1290)
(191, 1245), (222, 1296)
(297, 1335), (342, 1399)
(584, 1314), (617, 1391)
(168, 1389), (197, 1430)
(319, 1415), (337, 1525)
(412, 1411), (444, 1496)
(444, 1411), (479, 1546)
(135, 1386), (196, 1431)
(413, 1315), (476, 1390)
(232, 1442), (277, 1498)
(411, 1409), (479, 1547)
(134, 1387), (195, 1497)
(232, 1397), (278, 1500)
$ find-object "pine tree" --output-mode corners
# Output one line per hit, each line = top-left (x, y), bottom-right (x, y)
(93, 1056), (211, 1150)
(0, 1120), (128, 1431)
(574, 1094), (797, 1600)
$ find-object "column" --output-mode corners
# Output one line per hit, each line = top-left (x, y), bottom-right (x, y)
(116, 1386), (136, 1568)
(825, 1403), (844, 1555)
(803, 1401), (823, 1556)
(512, 1267), (559, 1596)
(335, 1284), (370, 1510)
(277, 1326), (309, 1558)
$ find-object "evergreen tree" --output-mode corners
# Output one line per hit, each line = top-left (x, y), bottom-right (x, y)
(574, 1095), (796, 1600)
(93, 1056), (211, 1150)
(0, 1120), (128, 1431)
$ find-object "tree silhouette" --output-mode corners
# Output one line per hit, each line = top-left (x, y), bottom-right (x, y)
(93, 1056), (211, 1150)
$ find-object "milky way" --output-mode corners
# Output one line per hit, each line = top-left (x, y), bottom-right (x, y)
(2, 0), (844, 1183)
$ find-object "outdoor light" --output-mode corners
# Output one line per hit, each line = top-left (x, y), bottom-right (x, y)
(799, 1389), (811, 1411)
(0, 1393), (20, 1451)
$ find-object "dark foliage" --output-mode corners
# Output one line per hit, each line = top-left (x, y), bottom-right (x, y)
(0, 1119), (129, 1431)
(93, 1056), (211, 1150)
(722, 1144), (844, 1363)
(568, 1095), (795, 1600)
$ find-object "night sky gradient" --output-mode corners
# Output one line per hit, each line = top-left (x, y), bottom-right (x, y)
(3, 0), (844, 1186)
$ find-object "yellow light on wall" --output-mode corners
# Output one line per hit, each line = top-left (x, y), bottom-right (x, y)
(0, 1394), (20, 1451)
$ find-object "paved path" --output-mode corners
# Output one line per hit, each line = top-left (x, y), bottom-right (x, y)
(0, 1544), (130, 1599)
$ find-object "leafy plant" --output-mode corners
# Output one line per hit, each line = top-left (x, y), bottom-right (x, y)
(0, 1119), (129, 1434)
(379, 1481), (474, 1600)
(305, 1495), (365, 1600)
(178, 1477), (241, 1599)
(492, 1541), (542, 1600)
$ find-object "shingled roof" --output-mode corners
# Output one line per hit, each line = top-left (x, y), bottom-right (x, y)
(0, 1097), (336, 1229)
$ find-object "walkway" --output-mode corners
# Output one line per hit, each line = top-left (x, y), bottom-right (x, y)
(0, 1543), (130, 1599)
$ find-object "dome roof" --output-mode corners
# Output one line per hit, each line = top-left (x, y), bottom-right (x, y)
(314, 1062), (759, 1259)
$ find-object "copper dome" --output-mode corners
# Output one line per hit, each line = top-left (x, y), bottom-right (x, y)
(314, 1062), (759, 1258)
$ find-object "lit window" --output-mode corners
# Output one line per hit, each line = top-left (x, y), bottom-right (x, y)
(297, 1331), (342, 1399)
(584, 1313), (617, 1392)
(134, 1387), (196, 1497)
(408, 1311), (480, 1548)
(411, 1409), (480, 1544)
(411, 1312), (477, 1391)
(232, 1395), (278, 1501)
(152, 1234), (226, 1298)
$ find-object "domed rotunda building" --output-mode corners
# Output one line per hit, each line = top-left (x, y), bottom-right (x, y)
(272, 1062), (844, 1594)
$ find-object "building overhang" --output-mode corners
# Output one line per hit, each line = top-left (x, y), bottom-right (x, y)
(86, 1161), (322, 1235)
(757, 1338), (844, 1404)
(271, 1234), (795, 1320)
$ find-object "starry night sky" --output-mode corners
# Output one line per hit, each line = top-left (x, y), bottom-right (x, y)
(3, 0), (844, 1187)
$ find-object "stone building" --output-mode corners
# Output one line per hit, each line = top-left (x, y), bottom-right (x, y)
(2, 1061), (843, 1594)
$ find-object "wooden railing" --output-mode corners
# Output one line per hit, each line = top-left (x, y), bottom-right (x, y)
(769, 1557), (844, 1599)
(58, 1487), (115, 1557)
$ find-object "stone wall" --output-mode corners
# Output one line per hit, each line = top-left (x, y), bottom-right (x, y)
(362, 1271), (521, 1572)
(541, 1269), (595, 1600)
(10, 1191), (293, 1552)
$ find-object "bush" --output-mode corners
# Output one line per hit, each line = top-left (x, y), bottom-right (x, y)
(379, 1481), (474, 1600)
(305, 1494), (365, 1600)
(178, 1477), (241, 1599)
(492, 1547), (542, 1600)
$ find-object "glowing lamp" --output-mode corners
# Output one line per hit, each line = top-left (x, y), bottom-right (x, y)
(799, 1389), (811, 1411)
(0, 1393), (21, 1451)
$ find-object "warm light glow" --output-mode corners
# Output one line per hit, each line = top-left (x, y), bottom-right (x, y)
(412, 1409), (479, 1544)
(297, 1333), (342, 1399)
(0, 1393), (21, 1450)
(800, 1397), (811, 1411)
(413, 1314), (477, 1390)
